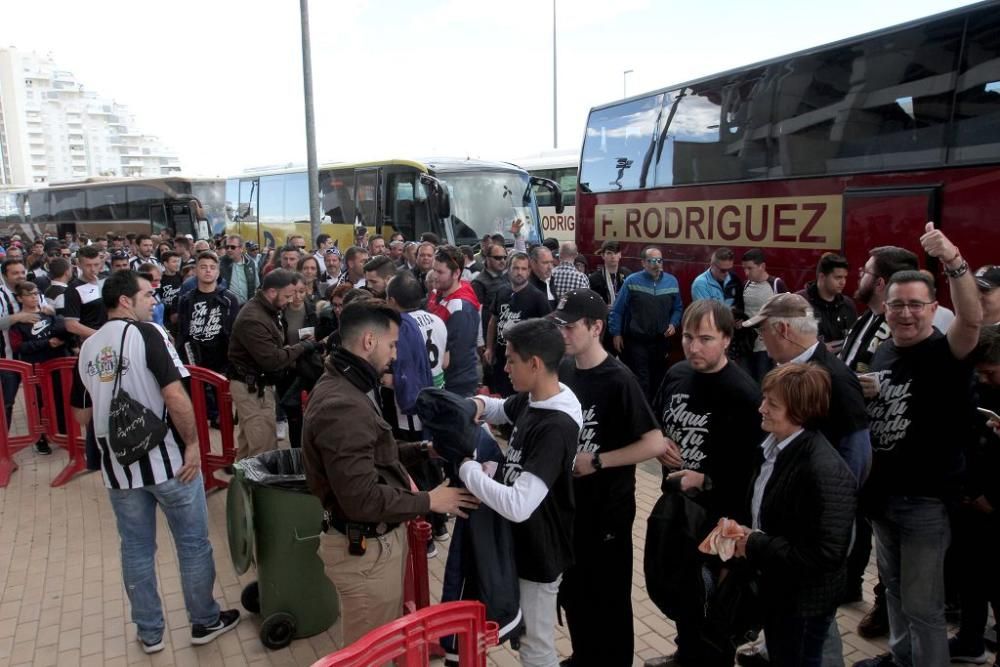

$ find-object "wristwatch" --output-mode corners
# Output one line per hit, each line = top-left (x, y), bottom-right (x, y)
(592, 451), (603, 471)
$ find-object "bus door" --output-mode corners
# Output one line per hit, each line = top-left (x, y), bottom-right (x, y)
(842, 185), (941, 296)
(354, 168), (381, 232)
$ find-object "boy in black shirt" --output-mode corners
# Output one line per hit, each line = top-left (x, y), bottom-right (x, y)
(647, 299), (763, 667)
(460, 318), (582, 667)
(553, 289), (665, 667)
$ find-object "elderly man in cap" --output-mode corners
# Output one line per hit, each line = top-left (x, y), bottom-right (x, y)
(976, 265), (1000, 326)
(742, 291), (870, 666)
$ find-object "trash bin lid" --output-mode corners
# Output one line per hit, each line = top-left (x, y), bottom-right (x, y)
(226, 474), (255, 576)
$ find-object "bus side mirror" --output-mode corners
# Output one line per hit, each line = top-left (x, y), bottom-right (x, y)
(420, 174), (451, 219)
(531, 176), (564, 214)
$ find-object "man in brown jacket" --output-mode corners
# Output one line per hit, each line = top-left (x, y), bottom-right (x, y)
(228, 269), (317, 459)
(302, 299), (479, 645)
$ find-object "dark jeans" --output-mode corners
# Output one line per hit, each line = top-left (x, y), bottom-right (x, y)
(622, 336), (670, 401)
(953, 505), (1000, 648)
(847, 510), (874, 595)
(764, 609), (835, 667)
(85, 421), (101, 471)
(1, 369), (20, 427)
(561, 504), (636, 666)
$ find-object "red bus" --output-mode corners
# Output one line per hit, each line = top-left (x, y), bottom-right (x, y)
(575, 0), (1000, 306)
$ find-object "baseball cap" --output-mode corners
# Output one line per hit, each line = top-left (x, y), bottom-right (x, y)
(550, 289), (608, 325)
(246, 241), (259, 251)
(975, 265), (1000, 291)
(743, 292), (814, 328)
(110, 250), (130, 260)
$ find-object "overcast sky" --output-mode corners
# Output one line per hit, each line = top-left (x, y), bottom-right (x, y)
(1, 0), (980, 176)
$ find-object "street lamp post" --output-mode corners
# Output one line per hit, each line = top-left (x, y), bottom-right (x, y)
(623, 69), (634, 98)
(552, 0), (558, 149)
(299, 0), (321, 246)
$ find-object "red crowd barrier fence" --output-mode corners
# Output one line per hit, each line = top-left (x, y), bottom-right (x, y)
(0, 359), (44, 487)
(184, 365), (236, 494)
(2, 357), (236, 490)
(36, 357), (87, 487)
(310, 601), (499, 667)
(405, 520), (433, 615)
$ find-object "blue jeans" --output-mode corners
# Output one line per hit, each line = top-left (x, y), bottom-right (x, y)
(107, 473), (220, 644)
(872, 496), (951, 667)
(764, 610), (835, 667)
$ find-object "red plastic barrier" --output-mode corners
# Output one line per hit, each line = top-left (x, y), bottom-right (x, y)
(311, 601), (499, 667)
(36, 357), (87, 487)
(404, 520), (433, 615)
(0, 359), (44, 487)
(184, 365), (236, 493)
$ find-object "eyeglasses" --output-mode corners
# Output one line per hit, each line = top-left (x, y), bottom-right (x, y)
(859, 268), (877, 278)
(226, 245), (241, 250)
(644, 258), (663, 264)
(885, 300), (935, 314)
(294, 246), (306, 251)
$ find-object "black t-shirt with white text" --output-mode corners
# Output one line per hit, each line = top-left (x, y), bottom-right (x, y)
(182, 290), (229, 370)
(559, 356), (659, 522)
(653, 361), (764, 522)
(501, 392), (578, 583)
(867, 332), (975, 503)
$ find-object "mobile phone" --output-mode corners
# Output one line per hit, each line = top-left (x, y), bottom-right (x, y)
(977, 407), (1000, 421)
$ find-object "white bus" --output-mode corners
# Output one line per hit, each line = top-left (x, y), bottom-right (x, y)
(511, 149), (578, 243)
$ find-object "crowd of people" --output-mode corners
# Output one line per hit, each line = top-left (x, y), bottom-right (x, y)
(1, 221), (998, 667)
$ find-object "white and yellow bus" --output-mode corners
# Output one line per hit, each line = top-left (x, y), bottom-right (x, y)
(510, 150), (578, 243)
(225, 157), (561, 249)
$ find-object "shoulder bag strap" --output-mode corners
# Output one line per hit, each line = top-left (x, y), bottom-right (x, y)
(112, 321), (131, 398)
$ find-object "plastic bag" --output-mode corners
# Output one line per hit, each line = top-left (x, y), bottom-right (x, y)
(236, 448), (310, 492)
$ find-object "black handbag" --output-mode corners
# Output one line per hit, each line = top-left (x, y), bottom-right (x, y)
(703, 561), (763, 652)
(108, 322), (170, 466)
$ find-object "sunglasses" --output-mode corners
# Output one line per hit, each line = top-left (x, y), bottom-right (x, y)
(489, 254), (507, 260)
(645, 258), (663, 264)
(226, 245), (241, 250)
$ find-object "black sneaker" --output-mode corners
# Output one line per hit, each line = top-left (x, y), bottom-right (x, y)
(426, 541), (438, 558)
(191, 609), (240, 645)
(34, 438), (52, 455)
(433, 523), (450, 543)
(857, 600), (889, 639)
(949, 635), (989, 664)
(138, 636), (164, 654)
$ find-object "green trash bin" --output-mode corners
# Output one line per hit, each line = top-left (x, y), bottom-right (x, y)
(226, 448), (340, 649)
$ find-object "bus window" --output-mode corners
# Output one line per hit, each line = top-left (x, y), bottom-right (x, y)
(191, 181), (227, 235)
(238, 179), (258, 222)
(52, 189), (86, 222)
(355, 169), (379, 227)
(127, 185), (162, 220)
(321, 170), (355, 224)
(386, 172), (417, 241)
(661, 72), (770, 185)
(86, 185), (127, 221)
(28, 190), (50, 223)
(225, 179), (240, 225)
(284, 171), (310, 223)
(259, 175), (285, 225)
(579, 93), (664, 193)
(950, 10), (1000, 164)
(775, 18), (961, 177)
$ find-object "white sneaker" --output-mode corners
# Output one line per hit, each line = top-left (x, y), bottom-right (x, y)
(276, 420), (288, 440)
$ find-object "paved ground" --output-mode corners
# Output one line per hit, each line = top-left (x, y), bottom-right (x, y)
(0, 388), (947, 667)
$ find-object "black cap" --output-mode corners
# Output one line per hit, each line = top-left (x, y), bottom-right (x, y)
(975, 265), (1000, 291)
(246, 241), (259, 250)
(110, 250), (130, 260)
(551, 289), (608, 325)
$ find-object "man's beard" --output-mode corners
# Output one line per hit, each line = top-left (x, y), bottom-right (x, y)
(854, 279), (875, 305)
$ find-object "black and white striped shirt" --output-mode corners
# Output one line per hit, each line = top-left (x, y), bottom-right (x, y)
(72, 319), (190, 489)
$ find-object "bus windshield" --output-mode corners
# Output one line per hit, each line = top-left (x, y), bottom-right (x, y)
(438, 170), (541, 246)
